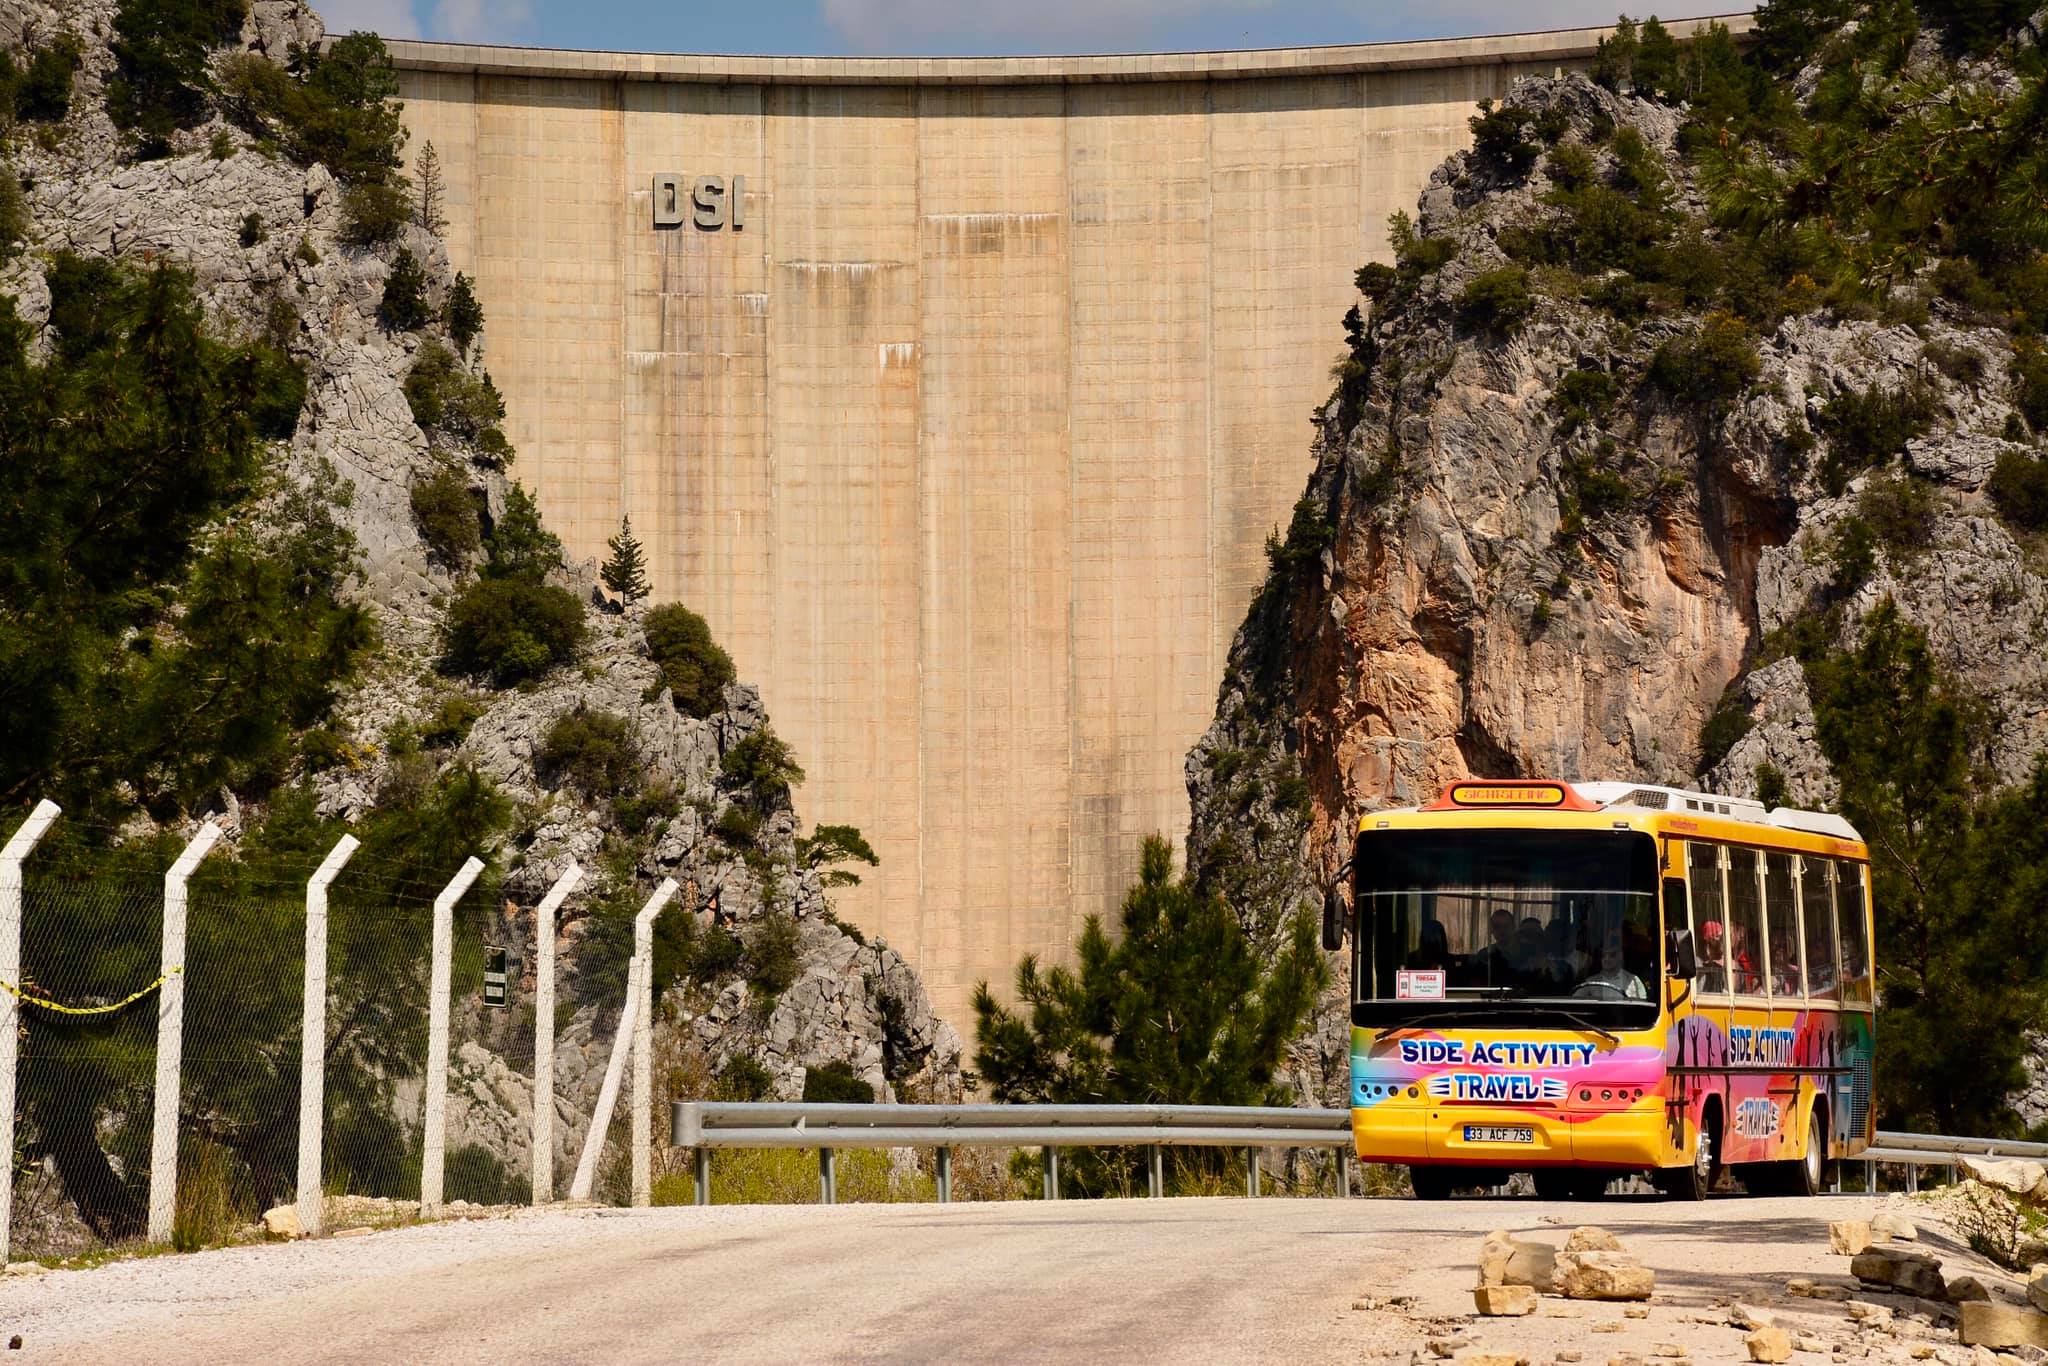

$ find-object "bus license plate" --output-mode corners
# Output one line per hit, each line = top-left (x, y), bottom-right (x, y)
(1464, 1125), (1534, 1144)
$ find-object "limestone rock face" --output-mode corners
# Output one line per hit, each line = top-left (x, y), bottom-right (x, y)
(1959, 1301), (2048, 1350)
(1185, 70), (2048, 1109)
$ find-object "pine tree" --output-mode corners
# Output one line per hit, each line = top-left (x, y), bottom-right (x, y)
(601, 515), (651, 603)
(444, 271), (484, 355)
(376, 246), (430, 332)
(415, 140), (446, 235)
(973, 835), (1326, 1194)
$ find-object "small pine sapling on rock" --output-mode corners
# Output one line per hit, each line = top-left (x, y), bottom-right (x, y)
(444, 272), (484, 355)
(414, 140), (446, 235)
(377, 246), (430, 332)
(601, 515), (651, 604)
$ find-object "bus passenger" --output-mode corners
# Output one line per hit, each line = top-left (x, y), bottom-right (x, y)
(1407, 919), (1450, 971)
(1696, 921), (1727, 992)
(1771, 929), (1803, 996)
(1576, 929), (1646, 1000)
(1478, 909), (1516, 986)
(1514, 917), (1550, 987)
(1731, 924), (1762, 994)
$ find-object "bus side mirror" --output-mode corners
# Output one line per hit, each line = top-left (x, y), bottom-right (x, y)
(1666, 929), (1697, 980)
(1322, 883), (1348, 952)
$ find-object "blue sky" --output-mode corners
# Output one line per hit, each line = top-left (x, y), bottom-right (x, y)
(315, 0), (1735, 54)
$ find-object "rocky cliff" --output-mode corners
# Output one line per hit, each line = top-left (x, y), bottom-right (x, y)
(0, 0), (958, 1205)
(1189, 25), (2048, 1108)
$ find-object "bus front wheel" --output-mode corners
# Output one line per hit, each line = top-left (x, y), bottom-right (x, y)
(1655, 1118), (1720, 1201)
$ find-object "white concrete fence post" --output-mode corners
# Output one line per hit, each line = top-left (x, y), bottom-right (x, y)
(0, 800), (61, 1265)
(296, 834), (360, 1238)
(569, 953), (640, 1202)
(148, 820), (223, 1245)
(530, 861), (583, 1206)
(420, 856), (484, 1217)
(631, 879), (680, 1208)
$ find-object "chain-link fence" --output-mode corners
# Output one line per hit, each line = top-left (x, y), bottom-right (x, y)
(1, 807), (586, 1263)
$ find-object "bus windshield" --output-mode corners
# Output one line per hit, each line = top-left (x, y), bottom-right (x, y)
(1354, 828), (1660, 1025)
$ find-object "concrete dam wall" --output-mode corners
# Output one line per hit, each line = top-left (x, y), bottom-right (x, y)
(387, 18), (1742, 1027)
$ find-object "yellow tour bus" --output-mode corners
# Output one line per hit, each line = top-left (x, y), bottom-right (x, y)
(1322, 779), (1876, 1199)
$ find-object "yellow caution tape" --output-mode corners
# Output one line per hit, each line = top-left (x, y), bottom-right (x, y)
(0, 966), (180, 1015)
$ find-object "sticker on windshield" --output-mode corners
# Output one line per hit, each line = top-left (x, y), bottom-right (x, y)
(1396, 969), (1446, 1001)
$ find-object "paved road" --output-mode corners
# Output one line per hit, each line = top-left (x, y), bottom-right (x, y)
(0, 1193), (1912, 1364)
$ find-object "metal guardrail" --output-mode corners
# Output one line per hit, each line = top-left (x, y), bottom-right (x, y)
(671, 1102), (1354, 1205)
(668, 1102), (2040, 1206)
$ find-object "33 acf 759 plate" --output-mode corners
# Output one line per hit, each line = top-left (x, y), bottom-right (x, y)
(1463, 1125), (1535, 1143)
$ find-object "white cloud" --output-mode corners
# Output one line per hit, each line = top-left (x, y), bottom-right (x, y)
(430, 0), (535, 42)
(312, 0), (423, 39)
(820, 0), (1276, 53)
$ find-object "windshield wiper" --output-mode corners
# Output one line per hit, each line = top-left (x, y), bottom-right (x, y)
(1521, 1004), (1619, 1045)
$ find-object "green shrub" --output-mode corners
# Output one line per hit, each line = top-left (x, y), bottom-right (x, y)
(536, 706), (641, 797)
(1921, 340), (1985, 386)
(721, 728), (804, 806)
(442, 576), (587, 687)
(1696, 683), (1754, 775)
(2013, 348), (2048, 433)
(1457, 265), (1534, 335)
(418, 693), (484, 750)
(1754, 761), (1790, 810)
(378, 247), (431, 332)
(238, 211), (265, 247)
(1650, 313), (1760, 407)
(340, 181), (410, 247)
(218, 36), (404, 186)
(713, 803), (762, 847)
(444, 1143), (515, 1204)
(209, 128), (234, 159)
(1545, 140), (1596, 191)
(1814, 382), (1936, 494)
(1562, 440), (1633, 530)
(1388, 210), (1455, 274)
(715, 1052), (773, 1100)
(1989, 448), (2048, 531)
(644, 602), (736, 717)
(404, 340), (509, 455)
(1468, 99), (1539, 176)
(409, 467), (480, 568)
(1264, 490), (1333, 578)
(14, 34), (81, 123)
(745, 913), (801, 1001)
(1553, 366), (1618, 435)
(0, 168), (26, 262)
(105, 0), (245, 152)
(1856, 473), (1940, 563)
(802, 1061), (875, 1104)
(690, 926), (746, 985)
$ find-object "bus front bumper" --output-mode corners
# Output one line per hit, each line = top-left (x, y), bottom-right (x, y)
(1352, 1103), (1670, 1169)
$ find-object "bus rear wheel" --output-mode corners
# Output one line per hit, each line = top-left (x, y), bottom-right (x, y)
(1768, 1110), (1826, 1197)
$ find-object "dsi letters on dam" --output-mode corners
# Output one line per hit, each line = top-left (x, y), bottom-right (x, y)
(387, 18), (1745, 1027)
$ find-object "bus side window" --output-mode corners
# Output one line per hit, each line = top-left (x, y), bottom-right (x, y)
(1725, 847), (1765, 996)
(1686, 841), (1728, 996)
(1800, 857), (1838, 1001)
(1763, 850), (1801, 1000)
(1835, 861), (1873, 1005)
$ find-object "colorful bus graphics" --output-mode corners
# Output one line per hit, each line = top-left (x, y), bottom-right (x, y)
(1326, 780), (1876, 1200)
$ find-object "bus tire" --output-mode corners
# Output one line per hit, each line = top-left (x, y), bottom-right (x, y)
(1533, 1170), (1609, 1201)
(1655, 1110), (1720, 1201)
(1410, 1166), (1456, 1200)
(1773, 1108), (1825, 1198)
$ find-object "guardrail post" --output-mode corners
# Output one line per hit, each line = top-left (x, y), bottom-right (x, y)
(819, 1147), (836, 1205)
(631, 878), (680, 1209)
(0, 799), (60, 1265)
(530, 861), (583, 1206)
(569, 955), (641, 1201)
(936, 1147), (951, 1204)
(1042, 1147), (1059, 1200)
(1337, 1148), (1352, 1198)
(421, 855), (485, 1217)
(1865, 1158), (1876, 1193)
(149, 820), (223, 1245)
(694, 1145), (710, 1206)
(1148, 1145), (1163, 1199)
(1247, 1148), (1260, 1198)
(1907, 1161), (1919, 1195)
(297, 833), (360, 1238)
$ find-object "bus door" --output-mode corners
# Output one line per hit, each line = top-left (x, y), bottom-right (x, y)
(1761, 850), (1809, 1155)
(1670, 840), (1727, 1150)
